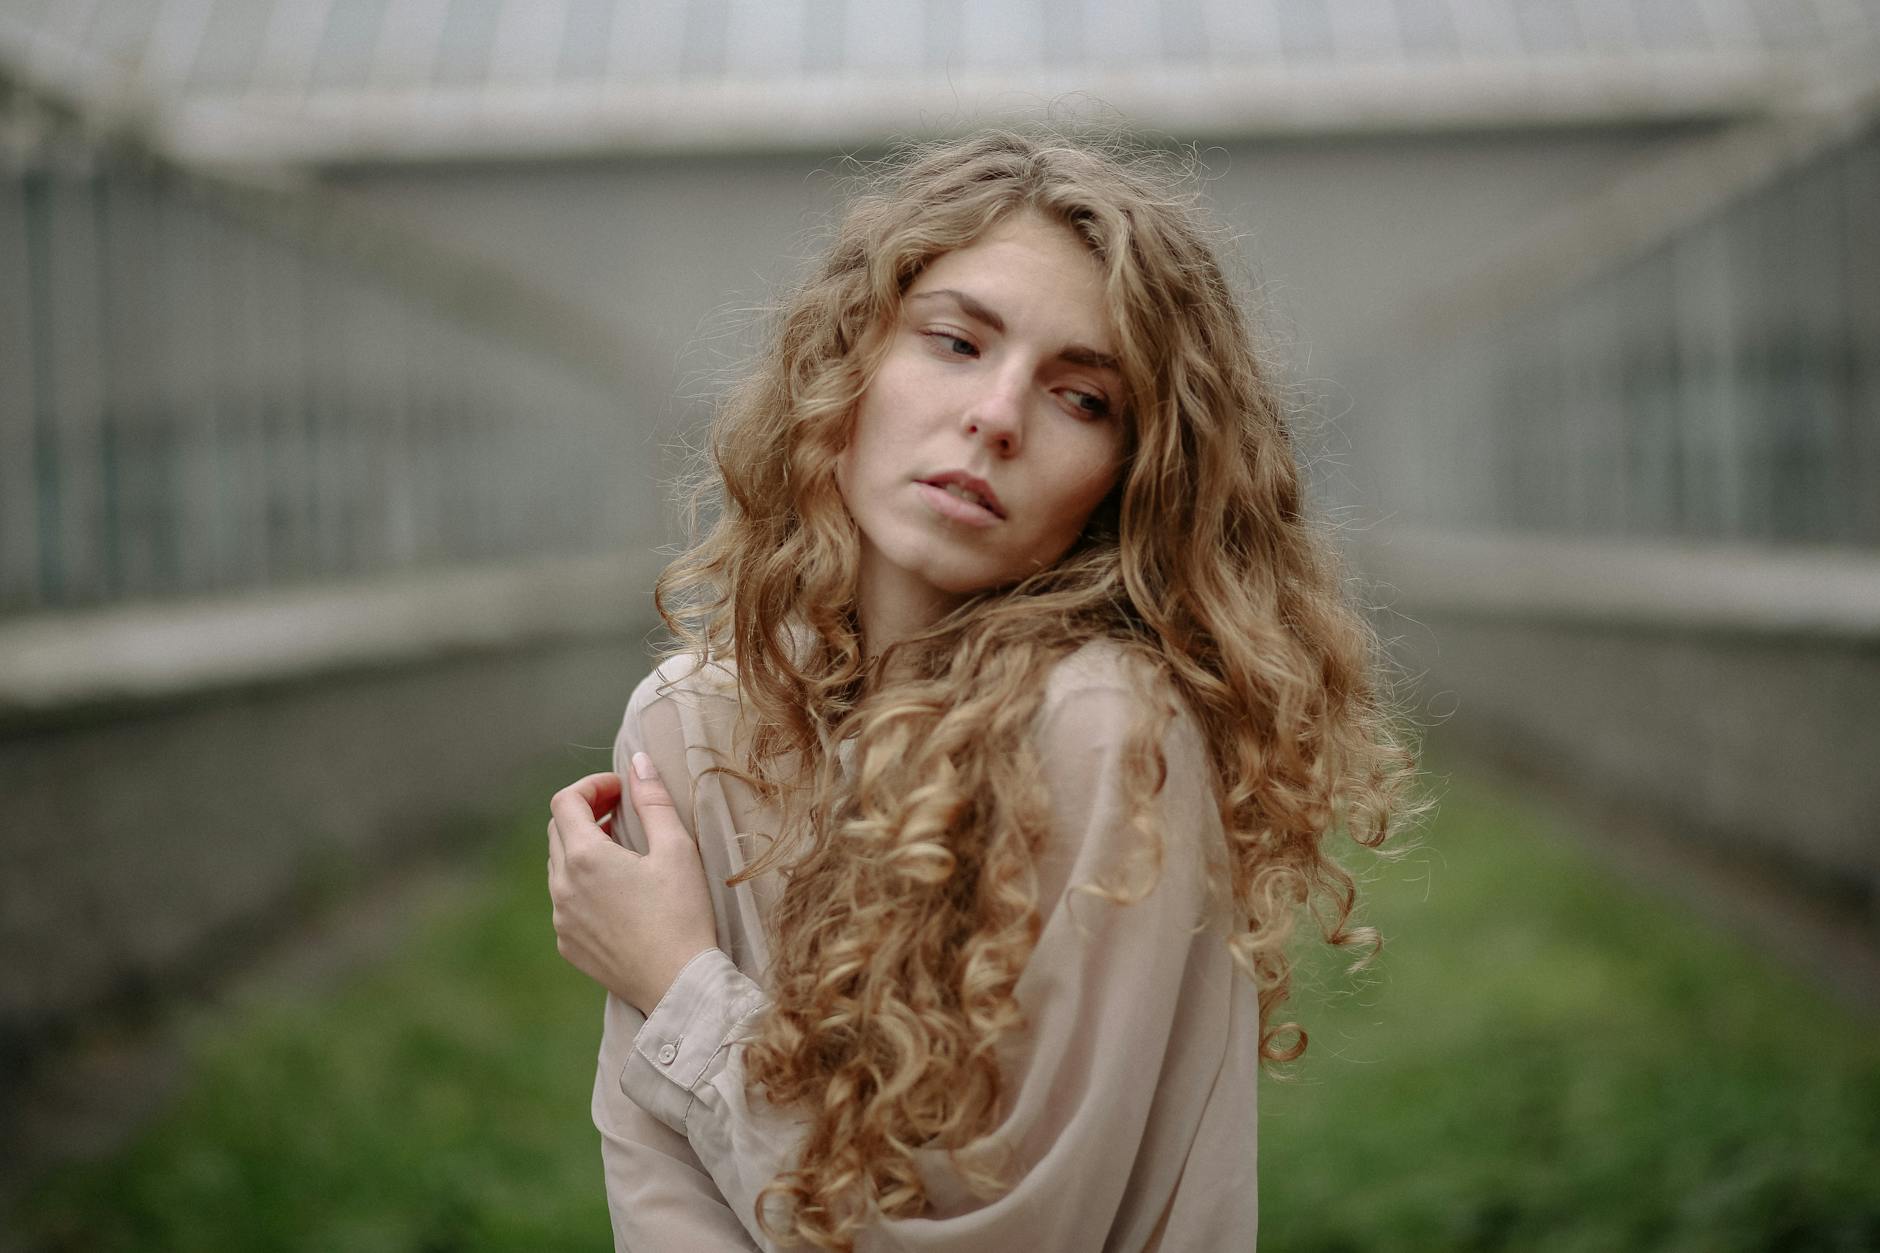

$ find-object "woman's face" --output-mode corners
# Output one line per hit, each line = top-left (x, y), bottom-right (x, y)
(835, 212), (1126, 631)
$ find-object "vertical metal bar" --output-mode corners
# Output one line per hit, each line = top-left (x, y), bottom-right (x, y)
(1795, 150), (1852, 545)
(337, 268), (368, 573)
(264, 228), (300, 582)
(1672, 217), (1726, 540)
(22, 166), (62, 605)
(1758, 175), (1807, 543)
(1659, 246), (1688, 537)
(90, 164), (124, 599)
(383, 291), (416, 567)
(1846, 125), (1880, 546)
(292, 241), (327, 578)
(192, 200), (234, 588)
(49, 167), (111, 605)
(0, 165), (41, 611)
(1579, 274), (1617, 537)
(329, 266), (361, 574)
(354, 279), (389, 574)
(160, 178), (220, 595)
(230, 218), (273, 585)
(304, 256), (332, 575)
(1559, 280), (1598, 535)
(1635, 249), (1679, 538)
(1490, 319), (1527, 531)
(1719, 192), (1760, 542)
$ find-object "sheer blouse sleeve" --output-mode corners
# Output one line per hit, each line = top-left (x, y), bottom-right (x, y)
(592, 679), (762, 1251)
(617, 665), (1223, 1250)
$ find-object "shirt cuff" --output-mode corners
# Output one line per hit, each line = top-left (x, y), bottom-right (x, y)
(621, 947), (768, 1134)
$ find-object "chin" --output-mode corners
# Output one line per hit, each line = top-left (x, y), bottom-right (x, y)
(919, 565), (1006, 599)
(909, 544), (1063, 600)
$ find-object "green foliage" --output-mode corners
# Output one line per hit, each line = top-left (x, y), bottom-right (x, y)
(19, 810), (614, 1253)
(15, 769), (1879, 1251)
(1260, 771), (1880, 1253)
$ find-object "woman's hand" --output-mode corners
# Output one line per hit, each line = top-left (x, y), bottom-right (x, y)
(547, 753), (719, 1016)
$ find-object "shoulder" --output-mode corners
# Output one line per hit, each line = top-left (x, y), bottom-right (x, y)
(1041, 637), (1140, 704)
(1035, 639), (1200, 760)
(624, 650), (739, 719)
(615, 650), (740, 767)
(1032, 640), (1212, 824)
(1031, 641), (1220, 909)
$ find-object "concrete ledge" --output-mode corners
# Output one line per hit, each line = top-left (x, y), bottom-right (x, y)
(1361, 529), (1880, 930)
(161, 57), (1801, 164)
(0, 554), (672, 1064)
(0, 631), (656, 1081)
(0, 551), (667, 726)
(1356, 529), (1880, 641)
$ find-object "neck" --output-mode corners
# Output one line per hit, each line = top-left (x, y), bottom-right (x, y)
(855, 546), (963, 662)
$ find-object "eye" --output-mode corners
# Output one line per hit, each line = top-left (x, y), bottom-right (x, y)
(921, 330), (978, 358)
(1063, 388), (1112, 419)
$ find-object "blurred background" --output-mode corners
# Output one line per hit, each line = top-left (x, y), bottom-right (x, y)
(1, 1), (1876, 1249)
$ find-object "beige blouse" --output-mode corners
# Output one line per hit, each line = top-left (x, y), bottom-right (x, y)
(590, 643), (1261, 1251)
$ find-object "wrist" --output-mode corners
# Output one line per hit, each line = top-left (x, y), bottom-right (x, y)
(634, 944), (718, 1016)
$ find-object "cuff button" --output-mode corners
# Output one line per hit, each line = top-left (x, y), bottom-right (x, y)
(657, 1043), (678, 1066)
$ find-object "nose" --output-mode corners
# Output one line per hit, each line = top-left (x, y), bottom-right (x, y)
(961, 373), (1024, 456)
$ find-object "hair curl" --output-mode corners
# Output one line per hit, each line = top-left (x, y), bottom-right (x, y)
(655, 128), (1421, 1251)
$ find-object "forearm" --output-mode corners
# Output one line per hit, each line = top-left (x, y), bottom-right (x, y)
(619, 949), (806, 1250)
(595, 667), (778, 1248)
(595, 989), (763, 1251)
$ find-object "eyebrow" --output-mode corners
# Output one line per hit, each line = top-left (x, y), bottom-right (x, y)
(908, 288), (1122, 374)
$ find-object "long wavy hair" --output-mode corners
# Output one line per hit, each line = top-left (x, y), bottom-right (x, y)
(655, 129), (1420, 1250)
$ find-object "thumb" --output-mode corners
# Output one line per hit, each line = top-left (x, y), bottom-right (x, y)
(626, 751), (689, 850)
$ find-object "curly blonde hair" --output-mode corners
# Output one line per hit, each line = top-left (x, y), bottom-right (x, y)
(655, 128), (1420, 1250)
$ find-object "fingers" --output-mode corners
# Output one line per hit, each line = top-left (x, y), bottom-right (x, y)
(625, 751), (691, 852)
(550, 772), (624, 855)
(626, 751), (673, 804)
(563, 770), (625, 820)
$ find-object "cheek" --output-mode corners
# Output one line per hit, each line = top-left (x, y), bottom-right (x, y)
(1070, 478), (1117, 534)
(1029, 467), (1119, 558)
(833, 402), (874, 505)
(833, 443), (853, 506)
(1059, 446), (1124, 528)
(838, 398), (887, 490)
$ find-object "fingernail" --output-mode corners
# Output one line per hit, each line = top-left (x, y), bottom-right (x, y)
(632, 751), (656, 781)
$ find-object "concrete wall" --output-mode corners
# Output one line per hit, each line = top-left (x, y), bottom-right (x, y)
(0, 559), (659, 1081)
(1410, 617), (1878, 896)
(1365, 532), (1880, 919)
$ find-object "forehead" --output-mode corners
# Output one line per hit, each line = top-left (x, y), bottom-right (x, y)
(907, 213), (1115, 351)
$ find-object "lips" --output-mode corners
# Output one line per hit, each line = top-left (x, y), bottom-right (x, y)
(917, 470), (1005, 519)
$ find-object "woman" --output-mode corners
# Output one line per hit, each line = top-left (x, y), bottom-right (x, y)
(547, 130), (1417, 1252)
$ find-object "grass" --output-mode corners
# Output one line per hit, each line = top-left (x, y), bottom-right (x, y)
(15, 764), (1880, 1251)
(18, 794), (615, 1253)
(1259, 766), (1880, 1253)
